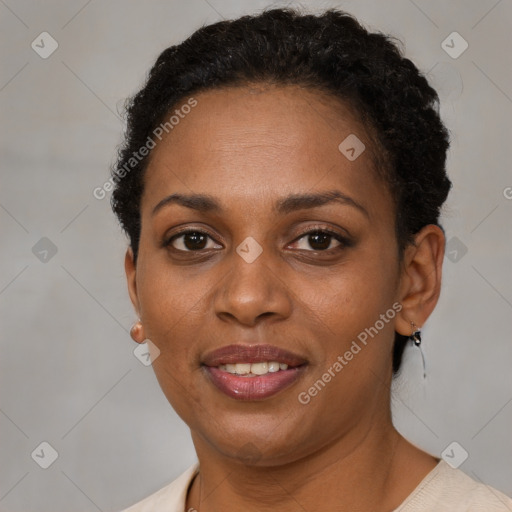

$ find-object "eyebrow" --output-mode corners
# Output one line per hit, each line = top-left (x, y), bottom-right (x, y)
(152, 190), (369, 218)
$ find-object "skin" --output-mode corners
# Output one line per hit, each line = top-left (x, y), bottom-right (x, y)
(125, 84), (445, 511)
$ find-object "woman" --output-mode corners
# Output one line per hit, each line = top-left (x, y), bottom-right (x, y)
(112, 8), (512, 511)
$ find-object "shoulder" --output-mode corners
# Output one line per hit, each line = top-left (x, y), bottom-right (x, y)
(395, 460), (512, 512)
(119, 462), (199, 512)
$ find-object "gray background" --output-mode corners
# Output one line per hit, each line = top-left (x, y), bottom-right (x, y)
(1, 0), (511, 511)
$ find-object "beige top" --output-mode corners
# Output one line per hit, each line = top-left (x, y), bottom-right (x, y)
(121, 460), (512, 511)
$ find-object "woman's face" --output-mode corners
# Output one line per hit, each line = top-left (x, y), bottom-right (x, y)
(127, 85), (406, 465)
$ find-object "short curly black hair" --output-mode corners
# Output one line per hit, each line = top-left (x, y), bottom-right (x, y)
(110, 7), (451, 374)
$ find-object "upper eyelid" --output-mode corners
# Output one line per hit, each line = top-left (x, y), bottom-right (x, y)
(292, 224), (349, 239)
(167, 225), (343, 238)
(165, 227), (220, 247)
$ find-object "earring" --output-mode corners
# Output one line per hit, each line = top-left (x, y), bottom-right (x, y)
(410, 322), (422, 346)
(409, 322), (426, 378)
(130, 320), (145, 344)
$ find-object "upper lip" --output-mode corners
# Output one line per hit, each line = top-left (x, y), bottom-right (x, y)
(202, 344), (307, 367)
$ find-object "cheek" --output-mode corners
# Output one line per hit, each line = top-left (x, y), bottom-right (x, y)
(135, 257), (209, 420)
(297, 262), (399, 417)
(322, 253), (398, 326)
(134, 248), (200, 350)
(136, 229), (206, 314)
(310, 250), (400, 376)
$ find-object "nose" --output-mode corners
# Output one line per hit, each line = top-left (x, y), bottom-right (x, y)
(213, 248), (293, 327)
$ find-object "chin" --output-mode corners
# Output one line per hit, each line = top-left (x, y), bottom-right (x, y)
(192, 411), (316, 467)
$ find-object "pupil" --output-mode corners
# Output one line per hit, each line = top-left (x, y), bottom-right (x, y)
(184, 232), (207, 250)
(309, 232), (330, 250)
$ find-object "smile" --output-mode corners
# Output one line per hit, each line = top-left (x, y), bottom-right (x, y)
(202, 344), (307, 400)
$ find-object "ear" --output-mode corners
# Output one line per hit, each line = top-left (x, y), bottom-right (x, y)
(125, 248), (140, 316)
(395, 224), (445, 336)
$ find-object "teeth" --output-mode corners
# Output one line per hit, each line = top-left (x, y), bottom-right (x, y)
(218, 361), (290, 376)
(268, 361), (280, 373)
(234, 363), (251, 375)
(251, 362), (268, 375)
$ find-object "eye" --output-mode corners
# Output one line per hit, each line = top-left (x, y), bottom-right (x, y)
(290, 229), (348, 252)
(165, 230), (222, 252)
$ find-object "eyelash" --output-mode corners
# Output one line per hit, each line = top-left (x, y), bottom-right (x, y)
(163, 225), (351, 253)
(290, 225), (351, 252)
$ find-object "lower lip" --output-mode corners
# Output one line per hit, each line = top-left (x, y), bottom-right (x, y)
(204, 366), (305, 400)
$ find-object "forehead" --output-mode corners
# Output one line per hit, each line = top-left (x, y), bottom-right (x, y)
(142, 84), (390, 218)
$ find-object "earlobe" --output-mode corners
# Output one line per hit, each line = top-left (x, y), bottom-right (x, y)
(395, 224), (445, 336)
(126, 248), (147, 342)
(130, 320), (146, 344)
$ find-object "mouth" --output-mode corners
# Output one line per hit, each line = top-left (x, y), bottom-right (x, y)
(201, 344), (308, 400)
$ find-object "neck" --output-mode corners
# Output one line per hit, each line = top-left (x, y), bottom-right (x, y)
(186, 417), (436, 512)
